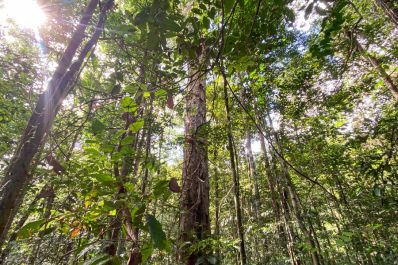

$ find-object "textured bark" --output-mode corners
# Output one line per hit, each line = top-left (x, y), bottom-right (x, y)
(348, 31), (398, 100)
(375, 0), (398, 26)
(0, 0), (113, 247)
(222, 78), (246, 265)
(179, 44), (210, 265)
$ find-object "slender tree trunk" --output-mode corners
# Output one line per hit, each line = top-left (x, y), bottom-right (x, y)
(179, 43), (210, 265)
(259, 134), (288, 253)
(375, 0), (398, 26)
(260, 124), (300, 265)
(213, 149), (221, 264)
(222, 76), (247, 265)
(0, 0), (113, 247)
(267, 117), (321, 265)
(348, 31), (398, 100)
(245, 133), (261, 221)
(126, 98), (155, 265)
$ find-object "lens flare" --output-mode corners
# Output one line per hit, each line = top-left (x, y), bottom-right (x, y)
(0, 0), (46, 29)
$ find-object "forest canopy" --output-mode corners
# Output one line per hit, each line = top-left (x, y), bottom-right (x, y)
(0, 0), (397, 264)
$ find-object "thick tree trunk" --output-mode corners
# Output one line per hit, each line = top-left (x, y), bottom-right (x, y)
(348, 31), (398, 100)
(375, 0), (398, 26)
(0, 0), (113, 248)
(222, 77), (247, 265)
(179, 43), (210, 265)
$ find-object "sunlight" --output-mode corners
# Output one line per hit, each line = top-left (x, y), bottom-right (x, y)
(0, 0), (46, 30)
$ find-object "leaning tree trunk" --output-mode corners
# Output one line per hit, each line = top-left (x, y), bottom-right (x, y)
(179, 43), (210, 265)
(0, 0), (114, 248)
(347, 31), (398, 100)
(375, 0), (398, 27)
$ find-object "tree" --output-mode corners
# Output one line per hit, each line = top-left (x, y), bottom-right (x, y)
(0, 0), (114, 249)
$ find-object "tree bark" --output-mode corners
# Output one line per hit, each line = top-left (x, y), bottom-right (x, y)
(179, 43), (210, 265)
(0, 0), (113, 248)
(375, 0), (398, 27)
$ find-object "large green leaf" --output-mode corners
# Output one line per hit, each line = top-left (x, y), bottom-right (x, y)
(91, 119), (106, 134)
(129, 118), (144, 133)
(17, 219), (46, 239)
(146, 214), (169, 251)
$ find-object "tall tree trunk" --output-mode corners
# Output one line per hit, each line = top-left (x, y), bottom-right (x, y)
(348, 31), (398, 100)
(0, 0), (113, 247)
(259, 121), (300, 265)
(222, 75), (247, 265)
(267, 117), (321, 265)
(179, 43), (210, 265)
(245, 133), (261, 221)
(213, 149), (221, 264)
(375, 0), (398, 26)
(127, 97), (155, 265)
(259, 134), (288, 254)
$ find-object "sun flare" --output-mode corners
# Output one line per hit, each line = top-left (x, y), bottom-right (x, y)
(0, 0), (46, 30)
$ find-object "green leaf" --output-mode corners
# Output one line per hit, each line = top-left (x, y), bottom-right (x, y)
(202, 16), (210, 29)
(146, 214), (169, 251)
(155, 89), (167, 97)
(153, 180), (169, 199)
(163, 18), (180, 32)
(17, 219), (46, 239)
(208, 7), (216, 19)
(141, 242), (154, 262)
(121, 96), (137, 112)
(91, 119), (106, 134)
(92, 173), (114, 184)
(121, 135), (135, 145)
(224, 0), (234, 13)
(131, 205), (146, 226)
(129, 118), (144, 132)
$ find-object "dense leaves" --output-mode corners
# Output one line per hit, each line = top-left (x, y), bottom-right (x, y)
(0, 0), (397, 264)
